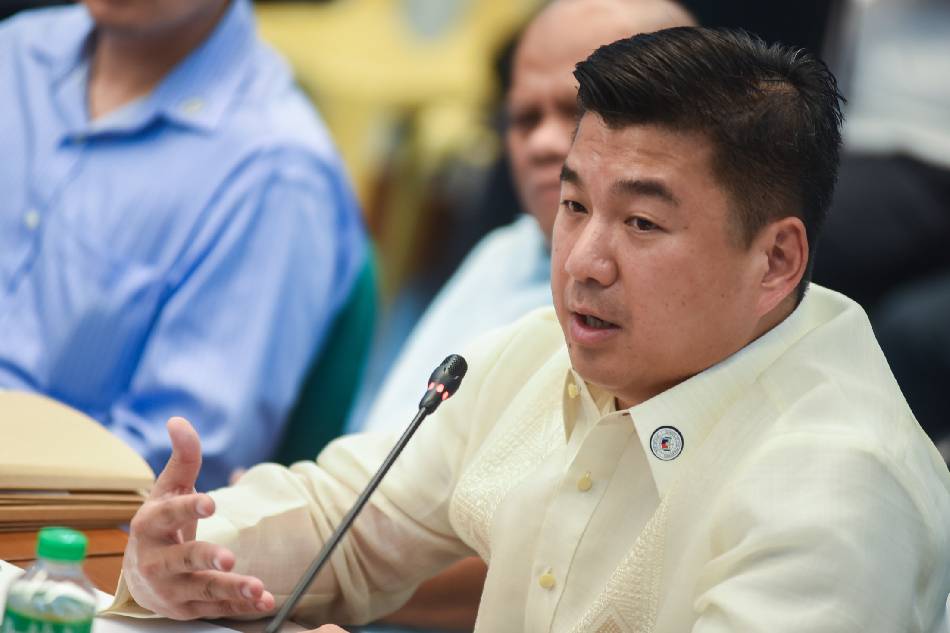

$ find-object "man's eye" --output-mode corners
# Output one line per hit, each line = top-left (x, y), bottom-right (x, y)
(509, 110), (539, 131)
(629, 217), (657, 231)
(561, 200), (587, 214)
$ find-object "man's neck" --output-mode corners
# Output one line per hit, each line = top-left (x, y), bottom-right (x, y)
(613, 298), (799, 411)
(87, 2), (229, 121)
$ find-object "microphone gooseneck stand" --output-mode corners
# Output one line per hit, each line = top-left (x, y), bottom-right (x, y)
(263, 354), (468, 633)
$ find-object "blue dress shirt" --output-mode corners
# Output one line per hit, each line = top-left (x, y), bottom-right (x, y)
(0, 0), (366, 490)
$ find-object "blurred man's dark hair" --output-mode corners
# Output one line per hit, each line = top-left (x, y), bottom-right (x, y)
(574, 26), (844, 303)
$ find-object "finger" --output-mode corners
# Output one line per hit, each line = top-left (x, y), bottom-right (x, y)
(132, 493), (214, 541)
(163, 570), (268, 605)
(179, 591), (276, 620)
(228, 468), (247, 486)
(152, 417), (203, 498)
(152, 541), (235, 576)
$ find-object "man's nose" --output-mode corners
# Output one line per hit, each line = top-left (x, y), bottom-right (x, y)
(564, 219), (618, 287)
(527, 115), (572, 163)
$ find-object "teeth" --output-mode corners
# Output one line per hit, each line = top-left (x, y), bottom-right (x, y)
(583, 314), (611, 328)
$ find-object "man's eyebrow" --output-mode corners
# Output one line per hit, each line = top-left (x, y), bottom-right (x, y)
(561, 165), (679, 207)
(612, 178), (679, 206)
(560, 163), (581, 185)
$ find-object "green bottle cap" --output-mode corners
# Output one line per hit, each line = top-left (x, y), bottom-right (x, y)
(36, 527), (88, 562)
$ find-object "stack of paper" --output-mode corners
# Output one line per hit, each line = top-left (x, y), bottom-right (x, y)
(0, 392), (154, 531)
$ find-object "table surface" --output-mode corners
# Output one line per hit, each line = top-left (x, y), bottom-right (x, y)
(0, 528), (127, 593)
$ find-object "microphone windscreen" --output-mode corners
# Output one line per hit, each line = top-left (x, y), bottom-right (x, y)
(439, 354), (468, 389)
(420, 355), (468, 412)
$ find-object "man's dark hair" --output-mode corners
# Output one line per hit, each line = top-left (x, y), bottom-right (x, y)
(574, 27), (844, 304)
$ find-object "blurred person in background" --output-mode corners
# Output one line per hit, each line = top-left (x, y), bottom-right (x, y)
(353, 1), (695, 631)
(812, 0), (950, 449)
(0, 0), (366, 490)
(359, 0), (696, 436)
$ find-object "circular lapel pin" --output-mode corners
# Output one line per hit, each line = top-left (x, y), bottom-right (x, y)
(650, 426), (684, 461)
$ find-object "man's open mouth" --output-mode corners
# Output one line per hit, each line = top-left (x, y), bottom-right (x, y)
(575, 312), (619, 329)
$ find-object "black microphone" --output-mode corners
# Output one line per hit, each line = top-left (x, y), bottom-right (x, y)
(263, 354), (468, 633)
(418, 353), (468, 413)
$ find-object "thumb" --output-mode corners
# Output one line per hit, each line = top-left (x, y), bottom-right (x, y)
(152, 417), (202, 497)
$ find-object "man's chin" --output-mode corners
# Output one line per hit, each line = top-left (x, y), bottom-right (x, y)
(566, 346), (618, 389)
(86, 11), (150, 35)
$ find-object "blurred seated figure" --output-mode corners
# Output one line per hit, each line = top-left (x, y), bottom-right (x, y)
(359, 0), (696, 436)
(0, 0), (366, 490)
(353, 2), (695, 631)
(812, 0), (950, 446)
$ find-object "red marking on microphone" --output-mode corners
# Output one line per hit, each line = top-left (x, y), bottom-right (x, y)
(436, 384), (445, 393)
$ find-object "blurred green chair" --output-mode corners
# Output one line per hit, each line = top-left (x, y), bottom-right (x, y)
(273, 252), (378, 465)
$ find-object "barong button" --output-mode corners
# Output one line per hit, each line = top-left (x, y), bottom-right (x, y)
(577, 472), (593, 492)
(567, 383), (579, 399)
(539, 569), (556, 589)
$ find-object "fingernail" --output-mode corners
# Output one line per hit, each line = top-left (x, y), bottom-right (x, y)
(196, 497), (212, 517)
(255, 601), (268, 611)
(213, 556), (224, 571)
(242, 585), (254, 599)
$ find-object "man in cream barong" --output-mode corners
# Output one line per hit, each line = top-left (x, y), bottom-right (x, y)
(112, 20), (950, 633)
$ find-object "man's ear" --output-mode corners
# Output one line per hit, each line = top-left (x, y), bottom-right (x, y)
(755, 216), (808, 316)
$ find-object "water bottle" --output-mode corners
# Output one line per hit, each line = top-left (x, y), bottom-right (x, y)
(1, 527), (98, 633)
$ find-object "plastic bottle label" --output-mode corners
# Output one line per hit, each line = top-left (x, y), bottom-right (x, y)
(1, 608), (92, 633)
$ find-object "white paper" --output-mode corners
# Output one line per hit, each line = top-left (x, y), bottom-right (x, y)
(0, 559), (24, 614)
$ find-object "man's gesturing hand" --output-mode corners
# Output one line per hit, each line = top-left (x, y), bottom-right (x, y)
(122, 417), (276, 620)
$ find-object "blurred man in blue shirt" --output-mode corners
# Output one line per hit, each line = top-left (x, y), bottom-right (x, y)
(0, 0), (366, 490)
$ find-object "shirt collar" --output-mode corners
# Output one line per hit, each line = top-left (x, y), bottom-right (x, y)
(28, 6), (92, 74)
(149, 0), (256, 132)
(561, 285), (829, 498)
(38, 0), (256, 139)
